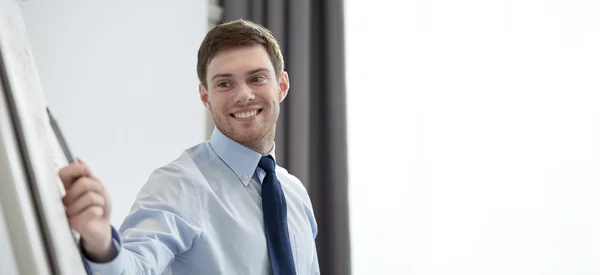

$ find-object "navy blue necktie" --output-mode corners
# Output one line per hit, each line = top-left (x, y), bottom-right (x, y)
(259, 155), (297, 275)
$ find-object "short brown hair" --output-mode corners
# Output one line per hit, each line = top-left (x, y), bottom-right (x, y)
(196, 19), (284, 88)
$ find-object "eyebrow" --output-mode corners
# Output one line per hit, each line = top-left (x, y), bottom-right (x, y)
(210, 68), (271, 82)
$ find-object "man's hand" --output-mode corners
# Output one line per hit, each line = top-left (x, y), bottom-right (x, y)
(59, 159), (114, 262)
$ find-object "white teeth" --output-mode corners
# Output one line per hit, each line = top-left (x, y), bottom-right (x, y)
(234, 110), (258, 119)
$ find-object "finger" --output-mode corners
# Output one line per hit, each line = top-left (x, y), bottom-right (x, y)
(58, 163), (92, 189)
(102, 189), (112, 219)
(77, 158), (102, 183)
(62, 177), (105, 207)
(66, 192), (105, 218)
(77, 157), (87, 166)
(68, 206), (104, 230)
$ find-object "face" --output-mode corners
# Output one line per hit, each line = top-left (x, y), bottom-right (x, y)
(200, 45), (289, 152)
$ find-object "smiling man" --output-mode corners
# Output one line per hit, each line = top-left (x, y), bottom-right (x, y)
(58, 19), (320, 275)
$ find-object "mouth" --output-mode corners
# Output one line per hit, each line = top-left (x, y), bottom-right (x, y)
(230, 108), (263, 119)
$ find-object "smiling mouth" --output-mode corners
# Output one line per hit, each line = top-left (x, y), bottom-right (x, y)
(230, 109), (263, 119)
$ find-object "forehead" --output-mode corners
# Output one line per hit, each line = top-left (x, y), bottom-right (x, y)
(207, 45), (274, 78)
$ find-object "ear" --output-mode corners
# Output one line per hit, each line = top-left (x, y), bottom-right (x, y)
(278, 71), (289, 103)
(199, 83), (211, 110)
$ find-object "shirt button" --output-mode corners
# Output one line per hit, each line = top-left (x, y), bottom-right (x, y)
(243, 175), (249, 180)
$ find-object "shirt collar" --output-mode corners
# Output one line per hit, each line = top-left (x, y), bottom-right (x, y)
(208, 127), (276, 187)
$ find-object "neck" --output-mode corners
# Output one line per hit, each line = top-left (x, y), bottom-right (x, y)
(247, 141), (274, 155)
(245, 128), (275, 155)
(246, 126), (276, 155)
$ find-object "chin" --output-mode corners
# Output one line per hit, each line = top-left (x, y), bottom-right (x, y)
(233, 127), (263, 141)
(216, 116), (274, 144)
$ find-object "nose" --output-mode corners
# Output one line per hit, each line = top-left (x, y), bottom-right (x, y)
(234, 83), (255, 104)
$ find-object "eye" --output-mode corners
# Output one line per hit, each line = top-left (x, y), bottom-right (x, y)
(250, 76), (266, 83)
(217, 82), (231, 88)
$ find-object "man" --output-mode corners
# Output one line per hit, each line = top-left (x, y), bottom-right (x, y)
(59, 19), (320, 274)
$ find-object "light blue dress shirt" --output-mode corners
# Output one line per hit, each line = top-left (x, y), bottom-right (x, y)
(87, 128), (320, 274)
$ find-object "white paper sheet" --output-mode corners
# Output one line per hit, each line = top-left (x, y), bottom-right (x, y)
(0, 0), (88, 274)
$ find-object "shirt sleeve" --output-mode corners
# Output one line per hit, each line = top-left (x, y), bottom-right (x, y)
(85, 164), (202, 275)
(305, 192), (320, 275)
(311, 244), (321, 275)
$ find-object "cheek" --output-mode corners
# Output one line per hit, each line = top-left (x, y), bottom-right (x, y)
(262, 88), (281, 103)
(209, 96), (228, 110)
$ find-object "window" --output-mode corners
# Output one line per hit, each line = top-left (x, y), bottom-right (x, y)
(346, 0), (600, 274)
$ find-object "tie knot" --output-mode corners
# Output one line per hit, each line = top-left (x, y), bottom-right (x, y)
(258, 155), (276, 173)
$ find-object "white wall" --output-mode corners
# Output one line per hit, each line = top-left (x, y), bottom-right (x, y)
(346, 0), (600, 274)
(19, 0), (209, 227)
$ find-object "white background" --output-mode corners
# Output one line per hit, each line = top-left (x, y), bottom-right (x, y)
(346, 0), (600, 274)
(19, 0), (209, 227)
